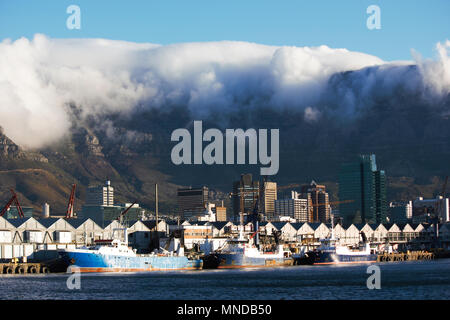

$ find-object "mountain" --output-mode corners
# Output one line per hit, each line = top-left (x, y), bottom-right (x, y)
(0, 66), (449, 215)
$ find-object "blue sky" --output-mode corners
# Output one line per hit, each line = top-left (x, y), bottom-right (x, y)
(0, 0), (449, 61)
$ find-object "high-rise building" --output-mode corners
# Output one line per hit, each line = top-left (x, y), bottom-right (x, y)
(260, 181), (277, 220)
(389, 201), (412, 224)
(214, 206), (228, 222)
(274, 191), (308, 222)
(177, 186), (209, 220)
(232, 174), (260, 219)
(338, 154), (387, 224)
(85, 180), (114, 206)
(300, 180), (330, 223)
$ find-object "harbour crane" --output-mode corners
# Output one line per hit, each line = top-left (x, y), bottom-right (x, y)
(116, 201), (137, 224)
(0, 189), (25, 218)
(65, 184), (77, 219)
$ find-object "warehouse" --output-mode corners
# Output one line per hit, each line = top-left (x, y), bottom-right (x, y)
(343, 224), (360, 245)
(295, 222), (315, 244)
(9, 217), (47, 244)
(127, 220), (152, 252)
(39, 218), (76, 244)
(68, 218), (104, 245)
(0, 217), (15, 243)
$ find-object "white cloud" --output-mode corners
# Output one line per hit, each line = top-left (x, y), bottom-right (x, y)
(0, 34), (448, 148)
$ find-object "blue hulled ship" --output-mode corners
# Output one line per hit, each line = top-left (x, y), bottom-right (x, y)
(308, 238), (377, 265)
(59, 231), (202, 273)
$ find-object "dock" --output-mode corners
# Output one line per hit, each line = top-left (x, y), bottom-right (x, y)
(0, 262), (50, 274)
(376, 251), (434, 262)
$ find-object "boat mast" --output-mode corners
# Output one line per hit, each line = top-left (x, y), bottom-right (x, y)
(155, 183), (160, 249)
(331, 212), (335, 240)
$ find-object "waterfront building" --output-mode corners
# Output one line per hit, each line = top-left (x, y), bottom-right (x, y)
(79, 203), (145, 228)
(358, 223), (375, 242)
(260, 181), (277, 220)
(389, 201), (413, 224)
(343, 224), (360, 246)
(141, 219), (169, 236)
(385, 223), (402, 242)
(0, 217), (16, 243)
(127, 220), (153, 253)
(370, 223), (389, 243)
(412, 196), (449, 223)
(274, 191), (308, 222)
(401, 223), (417, 242)
(279, 223), (298, 242)
(67, 218), (104, 245)
(102, 220), (125, 241)
(300, 181), (330, 223)
(294, 223), (315, 244)
(264, 221), (287, 236)
(183, 224), (217, 252)
(165, 219), (187, 234)
(333, 223), (347, 241)
(8, 217), (46, 244)
(310, 223), (331, 243)
(207, 221), (233, 237)
(232, 174), (260, 218)
(214, 205), (228, 222)
(38, 218), (76, 243)
(338, 154), (387, 225)
(85, 180), (114, 206)
(177, 186), (209, 220)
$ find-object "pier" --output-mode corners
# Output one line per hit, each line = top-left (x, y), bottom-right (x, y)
(0, 260), (49, 274)
(376, 251), (434, 262)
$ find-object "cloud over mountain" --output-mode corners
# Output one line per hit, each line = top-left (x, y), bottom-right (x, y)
(0, 34), (449, 148)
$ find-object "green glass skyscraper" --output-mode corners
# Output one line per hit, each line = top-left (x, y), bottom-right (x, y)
(338, 154), (387, 224)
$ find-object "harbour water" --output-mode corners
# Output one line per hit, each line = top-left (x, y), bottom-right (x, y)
(0, 259), (449, 300)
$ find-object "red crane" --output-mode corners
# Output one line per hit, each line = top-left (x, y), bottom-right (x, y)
(65, 184), (77, 219)
(0, 189), (25, 218)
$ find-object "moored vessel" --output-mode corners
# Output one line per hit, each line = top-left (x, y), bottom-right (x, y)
(307, 238), (377, 265)
(301, 216), (377, 265)
(59, 229), (203, 273)
(205, 214), (293, 269)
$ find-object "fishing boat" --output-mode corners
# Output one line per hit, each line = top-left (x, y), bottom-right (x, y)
(59, 229), (203, 273)
(301, 216), (377, 265)
(205, 218), (293, 269)
(307, 237), (377, 265)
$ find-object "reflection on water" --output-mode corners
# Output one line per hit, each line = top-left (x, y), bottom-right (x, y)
(1, 259), (449, 300)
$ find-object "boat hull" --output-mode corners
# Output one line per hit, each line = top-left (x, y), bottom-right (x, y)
(311, 251), (377, 265)
(215, 252), (293, 269)
(60, 251), (203, 272)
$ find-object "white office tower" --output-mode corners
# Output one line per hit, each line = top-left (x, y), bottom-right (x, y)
(274, 191), (308, 222)
(86, 180), (114, 206)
